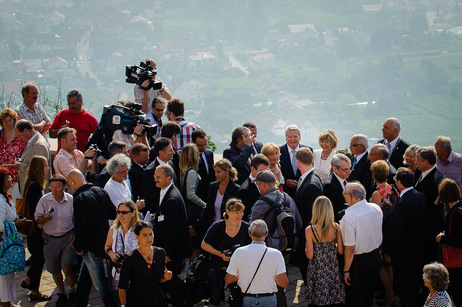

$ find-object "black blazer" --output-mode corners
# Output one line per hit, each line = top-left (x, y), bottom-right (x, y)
(238, 177), (261, 221)
(294, 171), (323, 230)
(279, 143), (312, 197)
(415, 167), (444, 232)
(348, 153), (372, 199)
(386, 189), (426, 261)
(142, 159), (177, 214)
(323, 173), (347, 222)
(223, 143), (253, 185)
(378, 138), (409, 170)
(198, 149), (215, 193)
(152, 184), (192, 260)
(129, 162), (149, 201)
(195, 180), (240, 234)
(254, 141), (263, 154)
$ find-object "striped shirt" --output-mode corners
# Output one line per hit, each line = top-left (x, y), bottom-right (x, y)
(173, 117), (200, 151)
(16, 102), (50, 125)
(425, 291), (452, 307)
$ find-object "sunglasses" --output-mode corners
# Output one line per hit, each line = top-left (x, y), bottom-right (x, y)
(117, 210), (132, 215)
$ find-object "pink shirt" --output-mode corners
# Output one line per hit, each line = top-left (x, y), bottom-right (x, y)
(53, 148), (84, 178)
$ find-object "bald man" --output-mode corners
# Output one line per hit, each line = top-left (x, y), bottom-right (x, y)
(377, 118), (409, 169)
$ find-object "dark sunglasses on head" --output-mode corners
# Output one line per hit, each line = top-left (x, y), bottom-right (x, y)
(117, 210), (132, 215)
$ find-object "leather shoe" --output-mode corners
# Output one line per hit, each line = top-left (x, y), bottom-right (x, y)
(29, 294), (51, 302)
(20, 280), (30, 290)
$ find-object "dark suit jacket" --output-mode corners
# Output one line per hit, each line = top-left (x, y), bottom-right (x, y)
(386, 189), (426, 262)
(279, 143), (312, 197)
(254, 141), (263, 154)
(323, 173), (347, 222)
(195, 180), (240, 234)
(142, 159), (177, 214)
(238, 177), (261, 221)
(348, 153), (372, 199)
(198, 149), (215, 193)
(378, 137), (409, 170)
(294, 170), (323, 230)
(415, 167), (444, 262)
(129, 162), (148, 201)
(223, 143), (253, 185)
(152, 184), (191, 260)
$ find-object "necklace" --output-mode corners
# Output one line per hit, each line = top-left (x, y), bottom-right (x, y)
(139, 247), (153, 268)
(226, 221), (241, 231)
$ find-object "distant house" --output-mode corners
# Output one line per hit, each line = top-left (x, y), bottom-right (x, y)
(45, 11), (65, 26)
(288, 24), (319, 39)
(249, 53), (274, 71)
(251, 77), (281, 96)
(161, 37), (187, 55)
(172, 80), (204, 103)
(46, 56), (68, 70)
(362, 4), (383, 12)
(11, 61), (38, 79)
(187, 49), (216, 69)
(448, 26), (462, 36)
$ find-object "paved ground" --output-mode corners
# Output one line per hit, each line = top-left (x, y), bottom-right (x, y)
(13, 249), (386, 306)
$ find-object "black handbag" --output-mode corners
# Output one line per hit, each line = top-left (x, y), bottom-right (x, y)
(228, 247), (267, 307)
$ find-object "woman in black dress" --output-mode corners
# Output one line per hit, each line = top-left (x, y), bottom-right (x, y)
(201, 199), (251, 306)
(119, 221), (172, 306)
(20, 155), (51, 301)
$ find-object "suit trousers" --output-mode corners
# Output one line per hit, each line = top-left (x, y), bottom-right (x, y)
(393, 258), (423, 307)
(346, 248), (381, 307)
(164, 259), (186, 307)
(26, 229), (45, 290)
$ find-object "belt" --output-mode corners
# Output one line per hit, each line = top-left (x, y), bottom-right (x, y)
(243, 293), (275, 297)
(48, 230), (71, 239)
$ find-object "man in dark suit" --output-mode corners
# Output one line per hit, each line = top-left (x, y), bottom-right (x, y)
(378, 118), (409, 170)
(243, 122), (263, 154)
(192, 129), (215, 194)
(369, 144), (397, 188)
(324, 153), (351, 222)
(348, 134), (372, 199)
(294, 147), (323, 282)
(415, 146), (444, 264)
(143, 138), (176, 213)
(387, 168), (426, 307)
(279, 125), (312, 198)
(152, 164), (191, 307)
(128, 143), (150, 202)
(223, 126), (255, 185)
(237, 154), (270, 220)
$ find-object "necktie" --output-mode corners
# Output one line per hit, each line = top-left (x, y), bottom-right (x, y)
(297, 177), (303, 190)
(416, 175), (423, 186)
(343, 180), (348, 189)
(291, 150), (298, 175)
(386, 142), (392, 160)
(352, 156), (357, 170)
(199, 154), (208, 175)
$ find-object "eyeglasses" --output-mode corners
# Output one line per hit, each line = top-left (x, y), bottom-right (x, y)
(117, 210), (133, 215)
(117, 169), (129, 174)
(154, 108), (165, 112)
(350, 144), (361, 147)
(50, 186), (64, 190)
(339, 167), (351, 173)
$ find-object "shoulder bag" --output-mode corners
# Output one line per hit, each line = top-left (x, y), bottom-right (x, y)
(0, 222), (26, 275)
(15, 183), (36, 236)
(228, 247), (268, 307)
(442, 207), (462, 268)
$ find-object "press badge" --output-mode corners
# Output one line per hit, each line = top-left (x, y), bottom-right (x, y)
(158, 215), (165, 222)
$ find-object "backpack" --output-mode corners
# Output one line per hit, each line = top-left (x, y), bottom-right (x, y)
(0, 222), (25, 275)
(262, 191), (298, 252)
(185, 253), (210, 307)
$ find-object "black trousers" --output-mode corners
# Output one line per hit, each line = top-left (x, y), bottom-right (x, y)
(448, 267), (462, 307)
(393, 258), (423, 307)
(165, 259), (186, 307)
(345, 248), (381, 307)
(26, 229), (45, 290)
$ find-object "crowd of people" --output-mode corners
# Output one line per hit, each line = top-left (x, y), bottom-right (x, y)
(0, 70), (461, 307)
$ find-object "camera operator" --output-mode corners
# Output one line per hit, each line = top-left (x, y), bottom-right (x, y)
(111, 101), (150, 151)
(133, 58), (171, 114)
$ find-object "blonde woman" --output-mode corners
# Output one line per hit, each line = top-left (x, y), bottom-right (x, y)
(261, 143), (284, 191)
(305, 196), (345, 306)
(180, 143), (206, 258)
(105, 199), (140, 289)
(313, 130), (338, 182)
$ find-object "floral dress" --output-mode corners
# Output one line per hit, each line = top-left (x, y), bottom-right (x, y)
(305, 226), (345, 305)
(0, 132), (26, 183)
(377, 184), (399, 221)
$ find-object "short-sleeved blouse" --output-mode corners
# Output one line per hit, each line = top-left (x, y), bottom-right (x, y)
(0, 194), (17, 239)
(0, 133), (26, 183)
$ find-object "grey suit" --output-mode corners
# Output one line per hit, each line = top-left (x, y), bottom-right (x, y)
(19, 132), (50, 196)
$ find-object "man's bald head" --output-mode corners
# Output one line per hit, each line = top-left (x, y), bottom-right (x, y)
(67, 169), (86, 191)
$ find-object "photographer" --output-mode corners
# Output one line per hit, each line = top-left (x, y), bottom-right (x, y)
(201, 199), (251, 307)
(133, 58), (171, 113)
